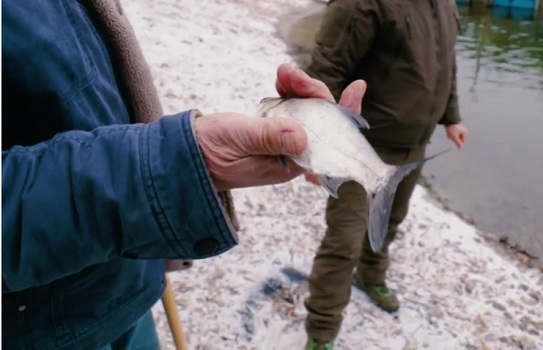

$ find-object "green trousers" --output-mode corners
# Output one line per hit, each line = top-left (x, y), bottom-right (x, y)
(304, 146), (425, 341)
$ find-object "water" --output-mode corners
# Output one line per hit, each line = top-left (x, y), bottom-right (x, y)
(279, 2), (543, 258)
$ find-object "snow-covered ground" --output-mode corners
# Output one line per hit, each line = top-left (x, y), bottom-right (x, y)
(123, 0), (543, 349)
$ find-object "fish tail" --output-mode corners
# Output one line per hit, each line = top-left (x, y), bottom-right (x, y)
(366, 185), (397, 254)
(366, 149), (450, 252)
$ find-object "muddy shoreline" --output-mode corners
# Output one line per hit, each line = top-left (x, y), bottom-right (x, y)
(418, 175), (543, 273)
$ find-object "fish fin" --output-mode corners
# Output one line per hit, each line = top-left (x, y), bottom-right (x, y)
(336, 104), (370, 129)
(366, 148), (451, 252)
(260, 97), (277, 104)
(257, 97), (287, 118)
(316, 175), (343, 198)
(278, 155), (290, 173)
(366, 188), (397, 253)
(393, 148), (451, 180)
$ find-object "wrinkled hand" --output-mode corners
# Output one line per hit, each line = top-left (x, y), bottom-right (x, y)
(445, 123), (469, 149)
(195, 63), (366, 191)
(195, 112), (306, 190)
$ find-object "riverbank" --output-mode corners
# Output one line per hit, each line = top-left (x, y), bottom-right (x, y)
(418, 175), (543, 273)
(123, 0), (543, 349)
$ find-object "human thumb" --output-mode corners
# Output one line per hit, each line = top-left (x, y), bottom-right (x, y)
(240, 117), (307, 156)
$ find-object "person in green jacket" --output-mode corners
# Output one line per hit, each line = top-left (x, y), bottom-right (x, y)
(302, 0), (469, 348)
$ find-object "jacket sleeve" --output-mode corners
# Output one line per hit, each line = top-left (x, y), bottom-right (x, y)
(438, 56), (462, 125)
(2, 111), (238, 292)
(305, 0), (380, 101)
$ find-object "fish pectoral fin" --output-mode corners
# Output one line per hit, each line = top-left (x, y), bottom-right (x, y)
(316, 175), (343, 198)
(278, 155), (290, 173)
(336, 105), (370, 129)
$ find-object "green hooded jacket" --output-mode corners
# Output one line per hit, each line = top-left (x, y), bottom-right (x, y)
(306, 0), (462, 149)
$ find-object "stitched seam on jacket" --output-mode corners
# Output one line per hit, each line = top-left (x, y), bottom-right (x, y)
(6, 128), (139, 157)
(59, 0), (97, 106)
(139, 124), (187, 256)
(5, 136), (92, 157)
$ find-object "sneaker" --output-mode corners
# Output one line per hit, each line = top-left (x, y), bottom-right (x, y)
(352, 275), (400, 313)
(305, 338), (334, 350)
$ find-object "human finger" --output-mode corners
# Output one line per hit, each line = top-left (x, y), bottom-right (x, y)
(275, 64), (334, 102)
(338, 80), (367, 115)
(304, 173), (322, 186)
(451, 134), (462, 149)
(275, 63), (295, 97)
(214, 156), (305, 190)
(236, 117), (307, 157)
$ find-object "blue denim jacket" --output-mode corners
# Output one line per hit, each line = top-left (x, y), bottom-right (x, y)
(2, 0), (237, 348)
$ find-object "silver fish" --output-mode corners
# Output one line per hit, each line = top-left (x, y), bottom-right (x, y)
(256, 97), (448, 252)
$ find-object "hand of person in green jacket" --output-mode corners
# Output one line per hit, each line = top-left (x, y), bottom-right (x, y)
(195, 63), (367, 191)
(445, 123), (469, 149)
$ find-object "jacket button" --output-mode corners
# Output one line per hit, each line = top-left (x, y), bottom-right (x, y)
(194, 238), (219, 255)
(18, 305), (26, 312)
